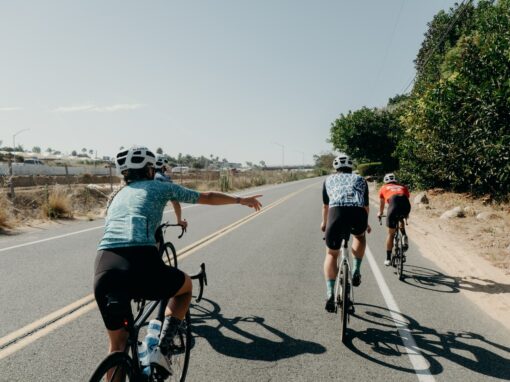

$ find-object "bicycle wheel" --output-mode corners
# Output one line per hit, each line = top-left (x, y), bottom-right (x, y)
(160, 311), (191, 382)
(160, 242), (178, 268)
(340, 261), (349, 343)
(397, 234), (404, 281)
(89, 351), (136, 382)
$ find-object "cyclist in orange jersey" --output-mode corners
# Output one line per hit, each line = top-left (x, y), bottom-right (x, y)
(377, 173), (411, 266)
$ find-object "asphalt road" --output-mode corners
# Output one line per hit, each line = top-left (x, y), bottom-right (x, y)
(0, 177), (509, 381)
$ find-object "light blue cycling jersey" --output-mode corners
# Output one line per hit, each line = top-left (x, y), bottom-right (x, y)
(323, 173), (368, 208)
(98, 180), (200, 250)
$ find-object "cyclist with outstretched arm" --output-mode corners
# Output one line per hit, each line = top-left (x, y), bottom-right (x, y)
(321, 153), (371, 313)
(377, 173), (411, 266)
(94, 146), (262, 377)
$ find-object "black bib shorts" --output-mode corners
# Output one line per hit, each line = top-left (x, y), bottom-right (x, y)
(94, 246), (185, 330)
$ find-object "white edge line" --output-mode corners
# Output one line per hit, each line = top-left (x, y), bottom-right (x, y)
(365, 245), (436, 382)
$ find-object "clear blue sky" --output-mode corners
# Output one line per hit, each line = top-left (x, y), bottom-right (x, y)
(0, 0), (457, 166)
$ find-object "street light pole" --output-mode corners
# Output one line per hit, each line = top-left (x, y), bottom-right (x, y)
(274, 142), (284, 170)
(12, 128), (30, 152)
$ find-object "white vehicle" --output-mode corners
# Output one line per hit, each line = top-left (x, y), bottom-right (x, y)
(171, 166), (189, 174)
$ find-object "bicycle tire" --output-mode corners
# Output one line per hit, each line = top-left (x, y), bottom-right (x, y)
(397, 233), (404, 281)
(160, 242), (178, 268)
(164, 311), (191, 382)
(340, 261), (349, 343)
(89, 351), (136, 382)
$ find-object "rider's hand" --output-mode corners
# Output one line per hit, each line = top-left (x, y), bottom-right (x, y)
(240, 195), (262, 211)
(377, 212), (382, 218)
(367, 224), (372, 234)
(178, 219), (188, 229)
(320, 222), (326, 232)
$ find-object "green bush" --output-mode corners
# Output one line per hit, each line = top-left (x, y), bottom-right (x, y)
(356, 162), (384, 176)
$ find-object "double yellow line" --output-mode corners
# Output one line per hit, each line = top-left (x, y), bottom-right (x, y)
(0, 181), (319, 360)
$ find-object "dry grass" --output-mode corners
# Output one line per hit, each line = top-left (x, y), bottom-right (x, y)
(0, 193), (14, 229)
(42, 187), (73, 219)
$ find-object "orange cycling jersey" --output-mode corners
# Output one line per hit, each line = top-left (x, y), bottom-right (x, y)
(379, 183), (410, 203)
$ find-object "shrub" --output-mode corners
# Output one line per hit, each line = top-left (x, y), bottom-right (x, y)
(43, 187), (73, 219)
(0, 194), (13, 229)
(219, 174), (231, 192)
(357, 162), (385, 176)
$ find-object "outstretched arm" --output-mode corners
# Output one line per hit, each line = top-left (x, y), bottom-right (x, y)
(170, 200), (187, 228)
(197, 192), (262, 211)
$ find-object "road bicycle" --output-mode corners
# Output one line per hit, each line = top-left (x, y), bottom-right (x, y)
(379, 215), (408, 281)
(89, 224), (207, 382)
(334, 234), (355, 344)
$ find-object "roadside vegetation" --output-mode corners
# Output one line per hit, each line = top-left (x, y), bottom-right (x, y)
(329, 0), (510, 201)
(0, 169), (319, 231)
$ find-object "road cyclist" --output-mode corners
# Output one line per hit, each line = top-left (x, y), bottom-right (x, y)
(321, 153), (371, 313)
(377, 173), (411, 266)
(94, 145), (262, 379)
(154, 153), (188, 230)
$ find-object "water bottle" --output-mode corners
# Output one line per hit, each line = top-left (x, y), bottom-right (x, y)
(137, 341), (149, 366)
(145, 319), (162, 358)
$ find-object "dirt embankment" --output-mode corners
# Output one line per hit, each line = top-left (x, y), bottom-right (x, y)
(404, 189), (510, 331)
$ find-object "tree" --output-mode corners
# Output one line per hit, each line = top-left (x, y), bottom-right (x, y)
(156, 147), (163, 154)
(313, 153), (336, 170)
(89, 149), (94, 156)
(46, 147), (53, 153)
(71, 150), (77, 156)
(32, 146), (41, 153)
(329, 107), (400, 170)
(81, 148), (87, 154)
(259, 160), (266, 168)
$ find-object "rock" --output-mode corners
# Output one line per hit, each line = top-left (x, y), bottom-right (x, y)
(476, 212), (502, 220)
(414, 192), (428, 205)
(440, 206), (465, 219)
(464, 206), (477, 217)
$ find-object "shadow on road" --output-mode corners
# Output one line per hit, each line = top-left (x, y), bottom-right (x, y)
(189, 298), (326, 361)
(346, 303), (510, 379)
(401, 265), (510, 295)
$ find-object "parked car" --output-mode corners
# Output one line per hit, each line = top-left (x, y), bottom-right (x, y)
(23, 158), (45, 165)
(171, 166), (189, 173)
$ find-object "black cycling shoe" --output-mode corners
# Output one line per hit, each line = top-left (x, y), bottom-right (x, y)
(352, 272), (361, 287)
(325, 295), (335, 313)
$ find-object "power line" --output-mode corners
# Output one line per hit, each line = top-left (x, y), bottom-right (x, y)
(400, 0), (473, 94)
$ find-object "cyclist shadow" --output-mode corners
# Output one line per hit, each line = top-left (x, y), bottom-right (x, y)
(346, 303), (510, 379)
(188, 298), (326, 361)
(402, 265), (510, 295)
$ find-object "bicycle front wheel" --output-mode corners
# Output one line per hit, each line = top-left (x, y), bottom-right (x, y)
(89, 351), (136, 382)
(160, 242), (178, 268)
(340, 261), (349, 343)
(166, 311), (191, 382)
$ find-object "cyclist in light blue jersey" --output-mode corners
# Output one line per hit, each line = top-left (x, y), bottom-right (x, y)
(94, 146), (262, 376)
(154, 154), (187, 230)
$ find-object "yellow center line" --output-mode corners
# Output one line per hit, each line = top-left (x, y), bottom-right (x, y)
(0, 181), (320, 360)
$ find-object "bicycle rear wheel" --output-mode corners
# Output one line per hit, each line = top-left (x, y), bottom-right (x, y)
(163, 311), (191, 382)
(89, 351), (136, 382)
(160, 242), (178, 268)
(340, 261), (349, 343)
(397, 236), (404, 281)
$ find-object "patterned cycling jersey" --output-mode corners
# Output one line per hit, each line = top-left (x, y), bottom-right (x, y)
(98, 180), (200, 250)
(323, 173), (369, 207)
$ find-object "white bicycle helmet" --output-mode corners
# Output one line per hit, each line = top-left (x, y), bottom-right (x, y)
(155, 154), (169, 170)
(115, 146), (156, 172)
(332, 153), (353, 170)
(383, 173), (397, 184)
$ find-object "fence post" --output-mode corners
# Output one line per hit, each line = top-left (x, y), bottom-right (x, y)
(7, 155), (15, 199)
(109, 165), (113, 192)
(65, 164), (71, 190)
